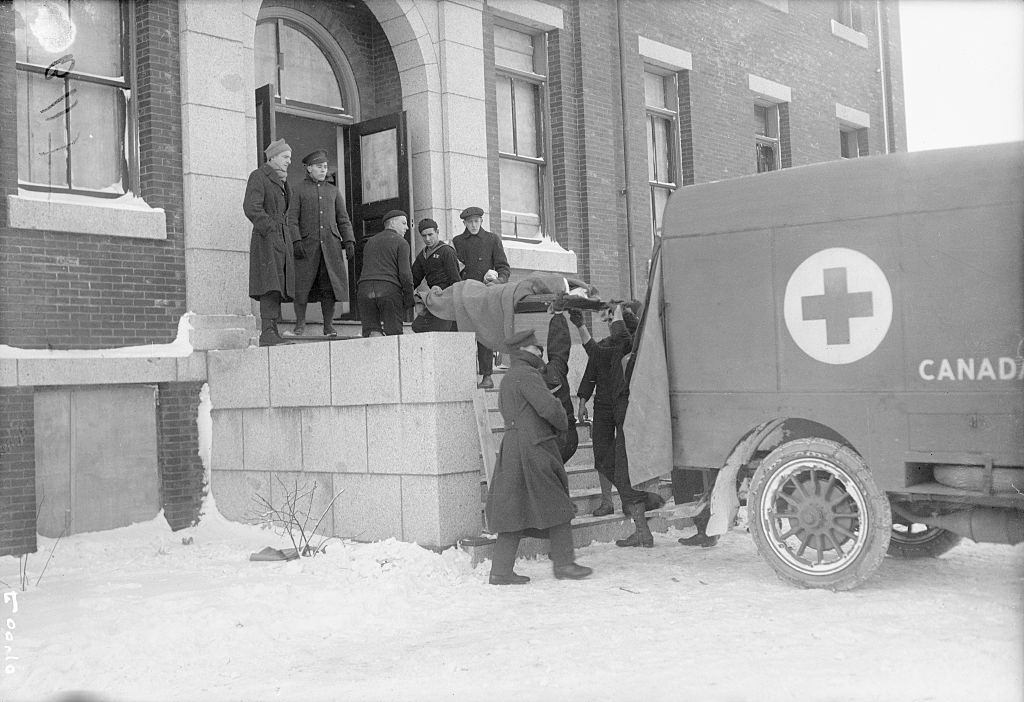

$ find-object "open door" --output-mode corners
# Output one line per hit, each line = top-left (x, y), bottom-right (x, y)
(255, 84), (275, 165)
(346, 111), (412, 310)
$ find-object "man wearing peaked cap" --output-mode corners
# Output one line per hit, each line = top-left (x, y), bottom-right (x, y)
(411, 218), (460, 333)
(452, 205), (510, 388)
(286, 148), (355, 338)
(504, 328), (540, 349)
(484, 326), (594, 585)
(243, 137), (298, 346)
(356, 208), (413, 337)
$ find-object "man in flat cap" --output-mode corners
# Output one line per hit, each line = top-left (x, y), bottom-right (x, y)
(356, 209), (414, 336)
(485, 328), (593, 585)
(286, 149), (355, 337)
(411, 218), (461, 333)
(243, 138), (300, 346)
(452, 206), (510, 388)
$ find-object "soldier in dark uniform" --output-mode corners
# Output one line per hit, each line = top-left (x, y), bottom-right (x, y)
(411, 218), (461, 333)
(243, 138), (299, 347)
(287, 149), (355, 337)
(452, 206), (510, 388)
(485, 328), (593, 585)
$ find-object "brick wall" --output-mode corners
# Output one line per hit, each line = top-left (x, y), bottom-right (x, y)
(481, 0), (906, 302)
(0, 0), (186, 351)
(0, 387), (36, 557)
(157, 381), (205, 531)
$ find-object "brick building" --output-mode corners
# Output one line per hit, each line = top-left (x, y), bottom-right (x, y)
(0, 0), (904, 556)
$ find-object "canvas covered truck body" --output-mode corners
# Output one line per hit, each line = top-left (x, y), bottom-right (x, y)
(657, 142), (1024, 590)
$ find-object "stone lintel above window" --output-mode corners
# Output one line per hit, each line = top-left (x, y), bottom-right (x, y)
(830, 19), (869, 48)
(489, 0), (564, 31)
(638, 37), (692, 72)
(748, 73), (791, 104)
(836, 103), (871, 129)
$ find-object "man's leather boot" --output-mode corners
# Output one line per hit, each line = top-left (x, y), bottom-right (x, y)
(616, 502), (654, 548)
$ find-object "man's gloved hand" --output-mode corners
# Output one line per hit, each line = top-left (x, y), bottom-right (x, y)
(568, 309), (584, 328)
(293, 240), (306, 260)
(344, 240), (355, 259)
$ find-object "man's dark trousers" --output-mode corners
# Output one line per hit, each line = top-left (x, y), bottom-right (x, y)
(357, 280), (404, 336)
(591, 400), (648, 510)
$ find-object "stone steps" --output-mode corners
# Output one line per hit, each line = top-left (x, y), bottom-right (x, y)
(476, 368), (690, 558)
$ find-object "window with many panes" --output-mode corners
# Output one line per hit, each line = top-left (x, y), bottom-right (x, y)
(495, 25), (548, 241)
(644, 69), (679, 240)
(755, 103), (781, 173)
(14, 0), (136, 197)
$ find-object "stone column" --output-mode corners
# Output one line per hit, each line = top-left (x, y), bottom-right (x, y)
(178, 0), (259, 349)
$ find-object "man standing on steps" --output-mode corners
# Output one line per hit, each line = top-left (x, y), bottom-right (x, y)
(356, 210), (414, 337)
(452, 206), (510, 389)
(575, 302), (665, 547)
(244, 138), (299, 347)
(287, 149), (355, 338)
(485, 328), (593, 585)
(411, 218), (461, 333)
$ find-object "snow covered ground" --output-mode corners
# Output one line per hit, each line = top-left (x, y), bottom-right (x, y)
(1, 509), (1021, 702)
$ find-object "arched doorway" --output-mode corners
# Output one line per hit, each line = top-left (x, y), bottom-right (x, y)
(254, 4), (410, 319)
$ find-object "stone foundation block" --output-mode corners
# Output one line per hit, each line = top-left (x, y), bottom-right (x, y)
(330, 336), (400, 405)
(211, 410), (244, 471)
(242, 408), (302, 473)
(300, 406), (368, 473)
(332, 473), (403, 542)
(211, 470), (269, 524)
(270, 342), (331, 407)
(398, 332), (477, 402)
(208, 347), (269, 408)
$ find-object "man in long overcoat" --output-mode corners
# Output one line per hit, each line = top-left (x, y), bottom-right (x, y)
(244, 138), (300, 346)
(287, 149), (355, 337)
(484, 328), (593, 585)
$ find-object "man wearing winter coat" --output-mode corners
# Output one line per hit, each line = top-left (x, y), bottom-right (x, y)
(484, 328), (593, 585)
(244, 138), (300, 346)
(286, 149), (355, 337)
(576, 302), (664, 547)
(411, 218), (461, 333)
(452, 206), (510, 389)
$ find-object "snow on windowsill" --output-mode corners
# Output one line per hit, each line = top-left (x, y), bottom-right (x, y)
(503, 234), (578, 274)
(8, 187), (167, 239)
(0, 313), (194, 359)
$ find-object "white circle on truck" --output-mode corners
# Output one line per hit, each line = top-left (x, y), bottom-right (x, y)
(784, 247), (892, 365)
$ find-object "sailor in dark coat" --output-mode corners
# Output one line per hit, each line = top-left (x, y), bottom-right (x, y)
(484, 328), (593, 585)
(287, 149), (355, 337)
(244, 138), (300, 346)
(452, 206), (510, 389)
(411, 218), (461, 333)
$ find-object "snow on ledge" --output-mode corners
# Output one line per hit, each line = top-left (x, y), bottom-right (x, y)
(0, 313), (194, 359)
(503, 234), (577, 274)
(8, 188), (167, 240)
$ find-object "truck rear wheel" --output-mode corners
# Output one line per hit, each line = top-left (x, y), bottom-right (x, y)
(748, 438), (891, 591)
(888, 510), (963, 559)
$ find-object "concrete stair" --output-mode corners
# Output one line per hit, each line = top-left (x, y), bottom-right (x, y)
(473, 366), (692, 561)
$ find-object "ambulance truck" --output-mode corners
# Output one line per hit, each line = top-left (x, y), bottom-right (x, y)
(658, 142), (1023, 590)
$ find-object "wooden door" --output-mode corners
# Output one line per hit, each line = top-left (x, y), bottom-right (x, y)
(346, 111), (412, 308)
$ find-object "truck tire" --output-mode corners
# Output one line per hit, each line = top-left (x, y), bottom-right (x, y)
(748, 438), (891, 591)
(888, 510), (963, 559)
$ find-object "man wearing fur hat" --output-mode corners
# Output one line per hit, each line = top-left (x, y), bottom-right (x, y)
(356, 210), (414, 337)
(286, 149), (355, 338)
(485, 328), (593, 585)
(452, 206), (510, 388)
(243, 138), (300, 346)
(410, 218), (460, 333)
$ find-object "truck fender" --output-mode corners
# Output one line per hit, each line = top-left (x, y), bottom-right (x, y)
(706, 418), (787, 537)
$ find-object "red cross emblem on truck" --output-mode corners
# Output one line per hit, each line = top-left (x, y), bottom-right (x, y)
(801, 267), (875, 346)
(784, 248), (893, 365)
